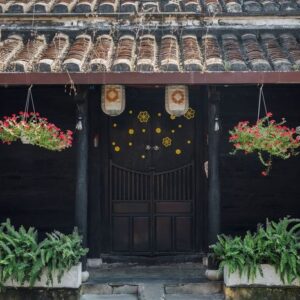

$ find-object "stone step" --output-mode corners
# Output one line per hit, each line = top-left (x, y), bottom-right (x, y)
(81, 295), (138, 300)
(166, 294), (225, 300)
(139, 283), (165, 300)
(81, 283), (224, 300)
(82, 283), (138, 295)
(165, 282), (223, 295)
(87, 263), (206, 284)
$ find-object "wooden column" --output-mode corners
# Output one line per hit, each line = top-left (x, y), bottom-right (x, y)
(207, 86), (221, 246)
(75, 88), (89, 271)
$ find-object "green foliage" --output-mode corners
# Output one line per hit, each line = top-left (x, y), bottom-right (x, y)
(211, 217), (300, 284)
(229, 114), (300, 175)
(40, 230), (88, 285)
(0, 112), (73, 151)
(0, 219), (88, 288)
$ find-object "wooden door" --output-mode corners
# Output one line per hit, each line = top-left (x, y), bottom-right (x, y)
(106, 88), (203, 255)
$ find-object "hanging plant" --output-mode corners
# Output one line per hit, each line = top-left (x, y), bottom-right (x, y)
(0, 112), (73, 151)
(229, 112), (300, 176)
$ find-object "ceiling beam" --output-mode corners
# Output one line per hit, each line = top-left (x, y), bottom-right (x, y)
(0, 72), (300, 85)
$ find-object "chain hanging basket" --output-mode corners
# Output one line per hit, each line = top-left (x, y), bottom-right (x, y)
(0, 86), (73, 151)
(0, 112), (73, 151)
(229, 112), (300, 176)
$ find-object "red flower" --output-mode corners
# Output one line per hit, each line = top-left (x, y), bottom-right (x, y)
(266, 112), (273, 118)
(261, 171), (267, 176)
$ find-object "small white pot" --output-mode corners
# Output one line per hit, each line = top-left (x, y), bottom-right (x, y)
(20, 134), (31, 144)
(205, 269), (223, 281)
(4, 263), (82, 289)
(224, 264), (300, 287)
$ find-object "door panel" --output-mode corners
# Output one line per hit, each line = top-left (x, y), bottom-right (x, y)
(133, 217), (150, 251)
(113, 217), (130, 251)
(175, 217), (192, 251)
(107, 89), (201, 255)
(156, 217), (172, 252)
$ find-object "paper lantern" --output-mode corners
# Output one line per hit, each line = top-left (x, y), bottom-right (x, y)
(165, 85), (189, 116)
(101, 85), (125, 116)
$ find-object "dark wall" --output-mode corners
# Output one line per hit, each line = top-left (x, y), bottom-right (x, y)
(0, 84), (299, 254)
(220, 85), (300, 236)
(0, 86), (76, 235)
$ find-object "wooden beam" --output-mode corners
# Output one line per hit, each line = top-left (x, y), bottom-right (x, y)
(207, 86), (221, 246)
(74, 87), (89, 271)
(1, 72), (300, 85)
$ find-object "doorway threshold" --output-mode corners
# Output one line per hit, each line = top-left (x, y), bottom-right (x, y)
(100, 253), (205, 265)
(86, 262), (207, 285)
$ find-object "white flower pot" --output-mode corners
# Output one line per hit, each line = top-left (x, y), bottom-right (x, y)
(20, 134), (31, 144)
(205, 269), (223, 281)
(224, 264), (300, 287)
(4, 263), (82, 289)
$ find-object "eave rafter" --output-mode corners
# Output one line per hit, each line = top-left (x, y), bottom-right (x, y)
(1, 72), (300, 85)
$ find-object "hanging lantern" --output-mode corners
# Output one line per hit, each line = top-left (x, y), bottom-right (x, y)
(165, 85), (189, 116)
(101, 85), (125, 116)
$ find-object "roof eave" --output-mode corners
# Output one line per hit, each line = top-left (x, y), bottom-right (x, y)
(1, 72), (300, 85)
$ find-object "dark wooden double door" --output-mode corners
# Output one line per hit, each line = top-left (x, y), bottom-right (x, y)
(105, 89), (203, 255)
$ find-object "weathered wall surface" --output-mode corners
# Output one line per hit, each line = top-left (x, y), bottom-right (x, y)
(0, 288), (80, 300)
(0, 86), (76, 236)
(0, 84), (300, 254)
(220, 85), (300, 236)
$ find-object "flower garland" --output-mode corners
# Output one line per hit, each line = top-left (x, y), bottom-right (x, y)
(0, 112), (73, 151)
(229, 112), (300, 176)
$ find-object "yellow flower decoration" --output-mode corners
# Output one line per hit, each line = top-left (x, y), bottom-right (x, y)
(155, 128), (162, 134)
(184, 108), (195, 120)
(162, 137), (172, 147)
(175, 149), (182, 155)
(115, 146), (121, 152)
(170, 115), (176, 120)
(128, 128), (135, 135)
(138, 111), (150, 123)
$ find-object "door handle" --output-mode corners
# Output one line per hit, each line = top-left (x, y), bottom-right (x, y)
(145, 145), (160, 151)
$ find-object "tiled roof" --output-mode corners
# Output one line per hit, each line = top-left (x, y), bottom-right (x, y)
(1, 0), (300, 14)
(1, 31), (300, 73)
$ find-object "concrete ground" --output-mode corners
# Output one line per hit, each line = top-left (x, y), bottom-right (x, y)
(87, 263), (206, 284)
(166, 294), (224, 300)
(81, 295), (138, 300)
(81, 263), (224, 300)
(81, 294), (224, 300)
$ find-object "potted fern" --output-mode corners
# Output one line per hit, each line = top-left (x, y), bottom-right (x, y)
(211, 217), (300, 287)
(0, 220), (88, 289)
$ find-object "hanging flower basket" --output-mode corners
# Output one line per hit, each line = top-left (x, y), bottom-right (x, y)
(229, 112), (300, 176)
(0, 112), (73, 151)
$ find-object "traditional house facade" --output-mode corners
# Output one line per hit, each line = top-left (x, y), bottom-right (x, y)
(0, 0), (300, 266)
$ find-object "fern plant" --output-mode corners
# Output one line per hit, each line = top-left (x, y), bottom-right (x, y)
(211, 217), (300, 284)
(0, 219), (88, 288)
(40, 230), (88, 285)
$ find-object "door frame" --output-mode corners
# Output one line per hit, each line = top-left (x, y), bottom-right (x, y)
(88, 85), (208, 257)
